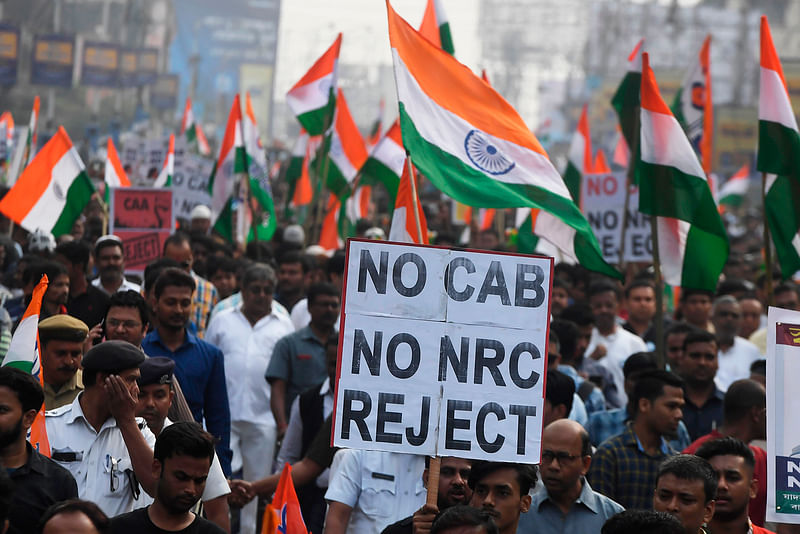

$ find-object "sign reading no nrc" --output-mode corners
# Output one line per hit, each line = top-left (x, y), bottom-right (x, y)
(333, 240), (553, 463)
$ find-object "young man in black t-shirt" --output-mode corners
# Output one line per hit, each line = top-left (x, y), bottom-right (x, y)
(111, 422), (225, 534)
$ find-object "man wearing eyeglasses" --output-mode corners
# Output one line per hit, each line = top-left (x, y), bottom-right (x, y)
(518, 419), (623, 534)
(710, 296), (761, 392)
(205, 263), (294, 534)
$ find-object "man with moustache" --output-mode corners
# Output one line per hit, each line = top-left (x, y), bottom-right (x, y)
(467, 461), (536, 534)
(38, 315), (89, 409)
(652, 455), (717, 534)
(0, 367), (77, 534)
(110, 422), (226, 533)
(91, 235), (140, 295)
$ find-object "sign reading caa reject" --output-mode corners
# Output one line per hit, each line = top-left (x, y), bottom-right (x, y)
(333, 239), (553, 463)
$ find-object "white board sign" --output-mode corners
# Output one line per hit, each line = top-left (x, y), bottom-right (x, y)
(581, 172), (652, 263)
(333, 239), (552, 463)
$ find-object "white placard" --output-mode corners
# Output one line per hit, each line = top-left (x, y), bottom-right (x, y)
(334, 240), (553, 463)
(767, 306), (800, 523)
(581, 172), (652, 263)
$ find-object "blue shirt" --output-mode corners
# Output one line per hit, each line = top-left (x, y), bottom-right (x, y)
(559, 365), (606, 416)
(587, 407), (691, 451)
(517, 479), (624, 534)
(265, 326), (328, 417)
(142, 329), (232, 475)
(681, 387), (724, 442)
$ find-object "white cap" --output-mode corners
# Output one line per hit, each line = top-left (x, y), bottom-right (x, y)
(283, 224), (305, 245)
(29, 229), (56, 253)
(190, 205), (211, 221)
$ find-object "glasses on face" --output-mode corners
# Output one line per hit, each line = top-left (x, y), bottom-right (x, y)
(107, 319), (142, 330)
(541, 450), (581, 464)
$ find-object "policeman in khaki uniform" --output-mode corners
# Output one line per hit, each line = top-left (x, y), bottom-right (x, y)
(38, 314), (88, 410)
(45, 340), (159, 517)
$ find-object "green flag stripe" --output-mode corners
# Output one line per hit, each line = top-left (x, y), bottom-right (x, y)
(248, 177), (277, 241)
(359, 158), (401, 199)
(611, 72), (641, 150)
(758, 120), (800, 177)
(3, 360), (33, 373)
(636, 160), (727, 239)
(439, 23), (455, 55)
(680, 223), (729, 291)
(562, 161), (582, 204)
(52, 171), (95, 237)
(765, 175), (800, 279)
(296, 92), (336, 137)
(399, 104), (620, 279)
(516, 214), (539, 254)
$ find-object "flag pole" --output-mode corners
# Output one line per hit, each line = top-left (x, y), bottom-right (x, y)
(426, 456), (441, 507)
(650, 216), (666, 369)
(618, 111), (640, 270)
(406, 155), (423, 243)
(762, 172), (774, 306)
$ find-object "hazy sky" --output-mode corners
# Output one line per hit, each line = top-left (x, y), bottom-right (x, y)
(273, 0), (481, 99)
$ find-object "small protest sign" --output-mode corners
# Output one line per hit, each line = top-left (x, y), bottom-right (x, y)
(109, 187), (173, 273)
(333, 240), (551, 463)
(114, 230), (170, 272)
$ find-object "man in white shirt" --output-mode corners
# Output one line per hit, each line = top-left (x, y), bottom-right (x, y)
(92, 235), (141, 295)
(205, 263), (294, 534)
(585, 280), (647, 408)
(45, 340), (157, 518)
(323, 449), (426, 534)
(710, 296), (762, 391)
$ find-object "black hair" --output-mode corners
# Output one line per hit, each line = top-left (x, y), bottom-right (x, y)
(27, 261), (67, 288)
(680, 288), (714, 302)
(241, 263), (277, 289)
(622, 352), (657, 379)
(308, 282), (340, 306)
(430, 505), (498, 534)
(553, 277), (572, 290)
(560, 303), (594, 328)
(657, 454), (718, 503)
(545, 369), (575, 415)
(588, 279), (621, 300)
(144, 258), (181, 294)
(773, 281), (798, 298)
(326, 249), (346, 276)
(722, 379), (765, 423)
(55, 240), (91, 270)
(550, 320), (579, 361)
(750, 359), (766, 376)
(548, 328), (560, 355)
(162, 231), (191, 255)
(245, 240), (275, 264)
(0, 366), (44, 413)
(695, 436), (755, 469)
(682, 329), (718, 351)
(629, 370), (684, 416)
(154, 421), (216, 464)
(206, 255), (238, 277)
(94, 237), (123, 257)
(38, 499), (110, 534)
(106, 289), (149, 324)
(624, 279), (655, 299)
(663, 321), (697, 341)
(716, 278), (755, 298)
(467, 461), (537, 495)
(601, 510), (684, 534)
(277, 249), (313, 274)
(153, 268), (196, 300)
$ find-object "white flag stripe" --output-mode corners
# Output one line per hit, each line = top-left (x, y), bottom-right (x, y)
(393, 51), (569, 197)
(21, 147), (83, 231)
(640, 108), (707, 181)
(656, 217), (690, 287)
(287, 71), (335, 116)
(759, 67), (799, 131)
(533, 211), (577, 263)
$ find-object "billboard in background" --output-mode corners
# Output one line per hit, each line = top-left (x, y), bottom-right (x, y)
(81, 41), (120, 87)
(136, 48), (159, 86)
(0, 24), (19, 86)
(31, 34), (75, 87)
(118, 48), (138, 87)
(151, 74), (179, 111)
(170, 0), (280, 138)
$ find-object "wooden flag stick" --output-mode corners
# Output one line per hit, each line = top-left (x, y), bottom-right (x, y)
(762, 172), (775, 306)
(406, 155), (423, 243)
(651, 216), (666, 369)
(426, 456), (441, 507)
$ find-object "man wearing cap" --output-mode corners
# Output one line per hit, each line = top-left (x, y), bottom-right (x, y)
(45, 340), (159, 518)
(92, 235), (141, 295)
(39, 315), (89, 410)
(190, 205), (212, 235)
(135, 357), (231, 533)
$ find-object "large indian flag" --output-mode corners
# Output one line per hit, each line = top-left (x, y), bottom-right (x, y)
(637, 52), (728, 290)
(358, 119), (405, 203)
(563, 104), (592, 205)
(757, 15), (800, 178)
(287, 33), (342, 136)
(3, 275), (50, 455)
(418, 0), (455, 55)
(387, 2), (619, 278)
(318, 88), (368, 198)
(0, 126), (94, 236)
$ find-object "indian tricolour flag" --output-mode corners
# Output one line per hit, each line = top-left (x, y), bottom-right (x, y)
(287, 33), (342, 136)
(563, 104), (592, 205)
(358, 119), (405, 204)
(3, 275), (49, 455)
(243, 92), (278, 241)
(389, 161), (428, 244)
(418, 0), (455, 55)
(0, 112), (13, 150)
(757, 15), (800, 178)
(208, 95), (247, 227)
(318, 194), (344, 252)
(637, 52), (728, 290)
(24, 95), (40, 166)
(153, 134), (175, 187)
(387, 2), (619, 279)
(718, 164), (749, 208)
(318, 88), (368, 198)
(764, 173), (800, 279)
(672, 35), (713, 174)
(0, 126), (94, 236)
(105, 137), (131, 188)
(611, 39), (644, 159)
(180, 97), (211, 156)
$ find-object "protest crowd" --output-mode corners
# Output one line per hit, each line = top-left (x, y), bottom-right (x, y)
(2, 2), (800, 534)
